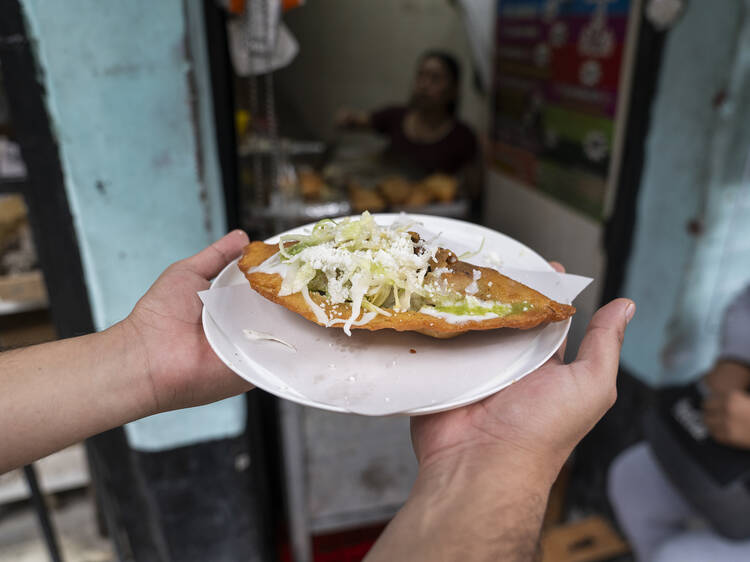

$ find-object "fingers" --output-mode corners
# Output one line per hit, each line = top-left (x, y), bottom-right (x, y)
(571, 298), (635, 387)
(703, 406), (731, 444)
(555, 338), (568, 363)
(703, 396), (724, 416)
(703, 391), (746, 446)
(548, 262), (567, 360)
(549, 261), (565, 274)
(182, 230), (250, 279)
(704, 416), (726, 442)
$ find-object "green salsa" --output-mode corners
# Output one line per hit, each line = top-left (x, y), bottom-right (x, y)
(433, 300), (533, 317)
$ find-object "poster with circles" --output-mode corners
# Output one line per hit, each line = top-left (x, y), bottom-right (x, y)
(490, 0), (639, 221)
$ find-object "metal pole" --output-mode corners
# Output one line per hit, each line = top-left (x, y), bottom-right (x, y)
(23, 464), (63, 562)
(279, 401), (312, 562)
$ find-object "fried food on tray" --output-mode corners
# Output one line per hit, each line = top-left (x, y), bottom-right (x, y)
(377, 174), (458, 208)
(402, 183), (433, 208)
(418, 173), (458, 203)
(378, 176), (412, 205)
(0, 195), (28, 244)
(297, 168), (326, 201)
(238, 212), (575, 338)
(348, 182), (386, 213)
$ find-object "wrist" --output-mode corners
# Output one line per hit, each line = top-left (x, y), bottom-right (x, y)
(393, 446), (555, 561)
(414, 444), (558, 508)
(100, 319), (159, 420)
(417, 440), (563, 494)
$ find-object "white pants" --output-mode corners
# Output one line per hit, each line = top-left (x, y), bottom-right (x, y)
(607, 443), (750, 562)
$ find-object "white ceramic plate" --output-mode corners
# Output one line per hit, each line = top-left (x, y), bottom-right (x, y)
(201, 214), (577, 416)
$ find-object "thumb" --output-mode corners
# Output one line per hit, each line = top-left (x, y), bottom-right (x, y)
(182, 230), (249, 279)
(572, 298), (635, 385)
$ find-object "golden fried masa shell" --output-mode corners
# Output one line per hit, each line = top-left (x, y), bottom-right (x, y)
(238, 241), (575, 338)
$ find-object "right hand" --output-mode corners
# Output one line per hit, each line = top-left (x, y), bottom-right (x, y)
(411, 289), (635, 486)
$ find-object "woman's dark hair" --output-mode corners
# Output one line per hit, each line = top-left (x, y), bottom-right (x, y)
(419, 50), (462, 115)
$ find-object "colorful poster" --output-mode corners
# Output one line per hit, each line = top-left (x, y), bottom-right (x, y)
(490, 0), (637, 220)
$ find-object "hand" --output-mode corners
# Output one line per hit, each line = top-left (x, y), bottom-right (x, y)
(411, 264), (635, 486)
(367, 269), (634, 562)
(704, 360), (750, 394)
(704, 390), (750, 448)
(123, 230), (254, 413)
(334, 107), (354, 128)
(334, 107), (368, 129)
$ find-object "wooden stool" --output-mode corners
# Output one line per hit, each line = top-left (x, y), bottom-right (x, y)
(541, 515), (630, 562)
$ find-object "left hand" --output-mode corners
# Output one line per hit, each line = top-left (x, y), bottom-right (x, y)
(704, 390), (750, 449)
(122, 230), (254, 413)
(704, 360), (750, 394)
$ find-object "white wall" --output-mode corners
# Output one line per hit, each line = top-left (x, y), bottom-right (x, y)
(484, 172), (605, 360)
(21, 0), (244, 451)
(277, 0), (488, 140)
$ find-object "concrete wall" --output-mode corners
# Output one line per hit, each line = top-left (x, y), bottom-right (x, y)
(483, 172), (603, 361)
(620, 1), (750, 385)
(276, 0), (488, 141)
(20, 0), (245, 450)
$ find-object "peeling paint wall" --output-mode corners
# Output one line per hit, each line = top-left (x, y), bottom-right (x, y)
(20, 0), (225, 331)
(620, 1), (750, 385)
(20, 0), (244, 450)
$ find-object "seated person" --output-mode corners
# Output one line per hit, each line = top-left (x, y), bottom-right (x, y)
(608, 284), (750, 562)
(336, 50), (482, 204)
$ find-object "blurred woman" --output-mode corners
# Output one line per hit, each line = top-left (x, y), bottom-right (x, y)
(336, 50), (482, 201)
(608, 285), (750, 561)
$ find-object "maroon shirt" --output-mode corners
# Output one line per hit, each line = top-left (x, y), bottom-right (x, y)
(370, 106), (478, 177)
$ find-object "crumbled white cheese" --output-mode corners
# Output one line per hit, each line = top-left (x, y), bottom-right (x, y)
(280, 215), (440, 334)
(485, 251), (503, 268)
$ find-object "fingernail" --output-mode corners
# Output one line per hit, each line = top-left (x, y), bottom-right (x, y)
(624, 302), (635, 324)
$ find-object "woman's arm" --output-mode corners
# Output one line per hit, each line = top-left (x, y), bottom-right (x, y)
(706, 284), (750, 393)
(0, 322), (152, 472)
(335, 107), (372, 130)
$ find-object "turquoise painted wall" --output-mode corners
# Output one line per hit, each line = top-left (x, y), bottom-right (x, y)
(621, 1), (750, 385)
(21, 0), (245, 450)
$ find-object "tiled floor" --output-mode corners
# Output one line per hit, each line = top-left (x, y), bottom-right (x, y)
(0, 489), (113, 562)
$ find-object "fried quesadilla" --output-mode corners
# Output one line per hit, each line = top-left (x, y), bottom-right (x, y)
(238, 213), (575, 338)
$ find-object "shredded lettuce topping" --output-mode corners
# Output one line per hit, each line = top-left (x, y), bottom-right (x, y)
(277, 212), (439, 334)
(273, 212), (521, 335)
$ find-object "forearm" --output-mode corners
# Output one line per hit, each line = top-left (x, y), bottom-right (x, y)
(0, 321), (155, 473)
(366, 450), (555, 562)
